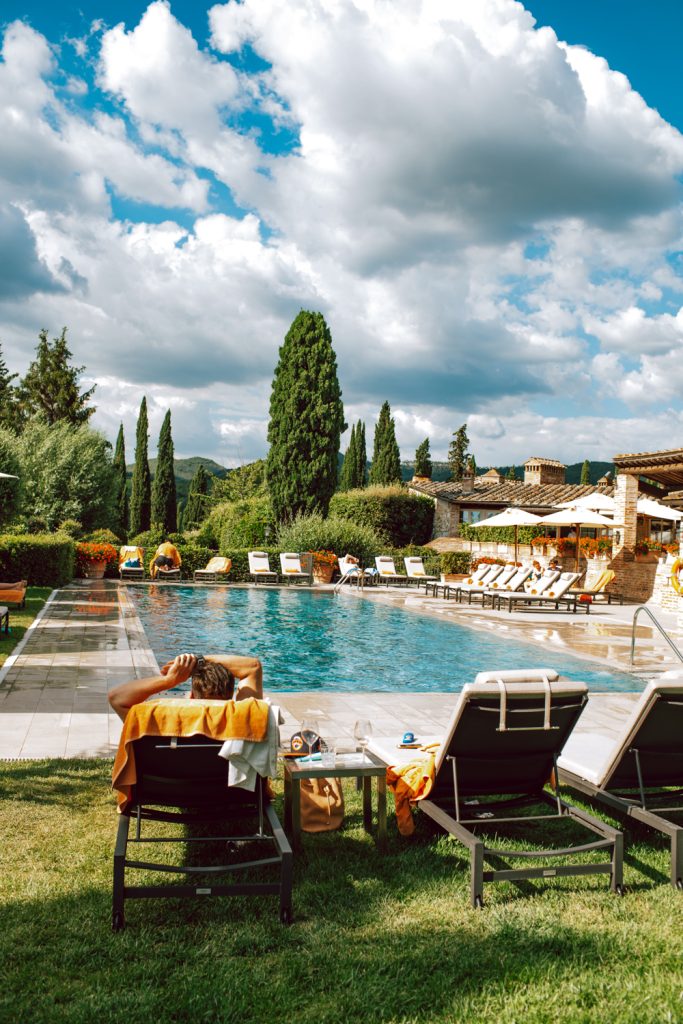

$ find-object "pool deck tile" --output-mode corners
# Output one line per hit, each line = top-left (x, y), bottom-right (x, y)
(0, 579), (682, 759)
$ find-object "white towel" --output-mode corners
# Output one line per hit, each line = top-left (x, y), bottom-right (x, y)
(217, 704), (282, 791)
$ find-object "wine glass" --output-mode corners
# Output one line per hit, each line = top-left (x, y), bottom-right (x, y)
(300, 717), (320, 755)
(353, 719), (372, 763)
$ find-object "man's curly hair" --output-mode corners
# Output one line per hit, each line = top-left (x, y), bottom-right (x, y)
(191, 655), (235, 700)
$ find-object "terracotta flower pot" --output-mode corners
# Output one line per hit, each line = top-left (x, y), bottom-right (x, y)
(313, 565), (335, 584)
(84, 559), (107, 579)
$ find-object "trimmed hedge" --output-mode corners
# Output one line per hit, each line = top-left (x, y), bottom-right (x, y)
(458, 523), (545, 544)
(0, 534), (75, 587)
(439, 551), (471, 575)
(330, 487), (434, 546)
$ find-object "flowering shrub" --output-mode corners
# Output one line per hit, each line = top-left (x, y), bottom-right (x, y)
(531, 535), (556, 548)
(309, 549), (338, 568)
(531, 535), (575, 554)
(75, 542), (118, 570)
(471, 556), (507, 570)
(580, 537), (612, 558)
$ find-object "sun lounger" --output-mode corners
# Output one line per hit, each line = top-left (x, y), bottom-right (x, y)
(375, 556), (408, 586)
(112, 699), (293, 929)
(447, 563), (506, 601)
(194, 556), (232, 583)
(149, 543), (182, 580)
(558, 677), (683, 889)
(404, 557), (438, 591)
(248, 551), (278, 584)
(337, 556), (364, 587)
(119, 547), (144, 581)
(461, 563), (519, 605)
(0, 580), (27, 608)
(570, 569), (624, 605)
(493, 572), (586, 613)
(426, 562), (492, 599)
(279, 552), (312, 585)
(481, 565), (533, 606)
(374, 670), (623, 906)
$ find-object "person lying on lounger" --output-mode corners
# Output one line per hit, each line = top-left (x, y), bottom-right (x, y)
(108, 653), (263, 721)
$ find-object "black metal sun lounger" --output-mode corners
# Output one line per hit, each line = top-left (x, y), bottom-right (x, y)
(416, 671), (623, 907)
(558, 680), (683, 890)
(112, 732), (293, 930)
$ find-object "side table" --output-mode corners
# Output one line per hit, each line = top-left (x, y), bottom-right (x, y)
(283, 751), (387, 852)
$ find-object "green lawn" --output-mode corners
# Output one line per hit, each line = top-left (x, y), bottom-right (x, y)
(0, 761), (681, 1023)
(0, 586), (52, 666)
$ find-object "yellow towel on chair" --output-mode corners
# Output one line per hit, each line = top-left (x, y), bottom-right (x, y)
(112, 697), (270, 810)
(386, 744), (439, 836)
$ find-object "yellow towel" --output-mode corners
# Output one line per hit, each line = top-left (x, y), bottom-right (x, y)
(386, 744), (439, 836)
(112, 697), (270, 810)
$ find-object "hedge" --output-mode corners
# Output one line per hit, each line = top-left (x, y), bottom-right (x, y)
(329, 487), (434, 547)
(0, 534), (75, 587)
(458, 523), (546, 544)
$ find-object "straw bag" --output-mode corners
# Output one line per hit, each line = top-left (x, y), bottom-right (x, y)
(300, 777), (345, 832)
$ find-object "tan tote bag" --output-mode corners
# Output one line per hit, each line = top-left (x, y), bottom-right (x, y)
(300, 777), (345, 832)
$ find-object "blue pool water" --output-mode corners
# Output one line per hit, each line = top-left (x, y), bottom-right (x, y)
(129, 587), (643, 693)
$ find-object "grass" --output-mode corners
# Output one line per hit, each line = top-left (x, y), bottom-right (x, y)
(0, 587), (52, 667)
(1, 762), (682, 1023)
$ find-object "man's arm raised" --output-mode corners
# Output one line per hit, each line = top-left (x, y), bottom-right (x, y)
(108, 653), (197, 722)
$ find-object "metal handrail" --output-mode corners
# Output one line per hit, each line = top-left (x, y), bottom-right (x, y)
(630, 605), (683, 666)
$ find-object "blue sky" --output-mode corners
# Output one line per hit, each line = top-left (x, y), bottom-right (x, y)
(1, 0), (682, 466)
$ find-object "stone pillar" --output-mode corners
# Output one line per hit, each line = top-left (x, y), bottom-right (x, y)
(613, 473), (638, 557)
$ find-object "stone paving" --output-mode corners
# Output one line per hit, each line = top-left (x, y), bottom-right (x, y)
(1, 579), (682, 759)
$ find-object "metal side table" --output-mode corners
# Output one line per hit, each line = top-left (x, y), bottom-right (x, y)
(283, 750), (387, 852)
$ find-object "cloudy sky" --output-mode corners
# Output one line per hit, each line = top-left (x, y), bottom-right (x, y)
(1, 0), (682, 467)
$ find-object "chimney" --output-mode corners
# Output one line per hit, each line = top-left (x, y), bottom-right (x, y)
(461, 467), (475, 492)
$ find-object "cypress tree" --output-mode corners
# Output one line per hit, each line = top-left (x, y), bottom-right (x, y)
(448, 424), (470, 482)
(507, 465), (517, 480)
(151, 410), (177, 533)
(266, 310), (345, 522)
(581, 459), (591, 485)
(112, 423), (128, 539)
(414, 438), (432, 479)
(355, 421), (367, 488)
(369, 401), (402, 485)
(184, 464), (211, 529)
(18, 328), (96, 425)
(0, 344), (18, 431)
(129, 397), (151, 536)
(339, 424), (357, 492)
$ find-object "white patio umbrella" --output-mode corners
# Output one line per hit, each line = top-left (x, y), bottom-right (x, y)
(636, 497), (683, 522)
(537, 507), (622, 572)
(471, 506), (542, 564)
(559, 492), (616, 513)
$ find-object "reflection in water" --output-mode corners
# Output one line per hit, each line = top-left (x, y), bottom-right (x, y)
(130, 587), (645, 694)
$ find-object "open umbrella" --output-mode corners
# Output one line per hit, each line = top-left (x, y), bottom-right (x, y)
(636, 497), (682, 522)
(471, 506), (542, 564)
(559, 492), (616, 513)
(537, 507), (622, 573)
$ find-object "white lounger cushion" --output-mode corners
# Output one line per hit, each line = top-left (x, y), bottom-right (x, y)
(474, 668), (560, 685)
(558, 680), (683, 786)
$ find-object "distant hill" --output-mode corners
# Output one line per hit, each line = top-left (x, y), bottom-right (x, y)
(401, 461), (616, 485)
(126, 457), (229, 505)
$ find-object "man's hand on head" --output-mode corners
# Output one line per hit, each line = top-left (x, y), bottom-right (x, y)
(162, 653), (197, 686)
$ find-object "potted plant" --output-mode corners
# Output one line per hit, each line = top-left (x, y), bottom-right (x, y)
(309, 550), (337, 584)
(75, 542), (119, 579)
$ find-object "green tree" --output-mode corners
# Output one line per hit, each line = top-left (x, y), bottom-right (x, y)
(266, 310), (345, 522)
(112, 424), (128, 540)
(448, 423), (470, 482)
(151, 410), (177, 533)
(184, 464), (211, 529)
(16, 419), (115, 530)
(414, 438), (432, 479)
(0, 345), (18, 431)
(130, 398), (151, 536)
(0, 427), (21, 524)
(507, 465), (517, 480)
(339, 423), (357, 492)
(369, 401), (402, 485)
(17, 328), (95, 426)
(356, 421), (367, 488)
(211, 460), (267, 503)
(581, 459), (591, 485)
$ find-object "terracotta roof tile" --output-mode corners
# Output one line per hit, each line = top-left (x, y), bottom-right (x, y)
(408, 480), (613, 509)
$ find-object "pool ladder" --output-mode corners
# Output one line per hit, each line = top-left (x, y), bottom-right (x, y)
(630, 605), (683, 667)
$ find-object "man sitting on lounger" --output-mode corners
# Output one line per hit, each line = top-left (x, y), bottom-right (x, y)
(108, 653), (264, 721)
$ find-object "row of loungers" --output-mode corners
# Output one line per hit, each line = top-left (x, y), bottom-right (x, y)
(111, 668), (683, 928)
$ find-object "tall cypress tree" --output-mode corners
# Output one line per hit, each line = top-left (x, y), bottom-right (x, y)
(0, 344), (18, 431)
(184, 464), (211, 529)
(129, 397), (151, 536)
(266, 310), (345, 522)
(580, 459), (591, 485)
(369, 401), (402, 485)
(356, 421), (367, 488)
(339, 424), (357, 491)
(414, 438), (432, 479)
(112, 423), (128, 540)
(448, 423), (470, 482)
(151, 410), (177, 533)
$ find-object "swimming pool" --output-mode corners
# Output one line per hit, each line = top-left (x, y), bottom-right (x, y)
(129, 586), (643, 693)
